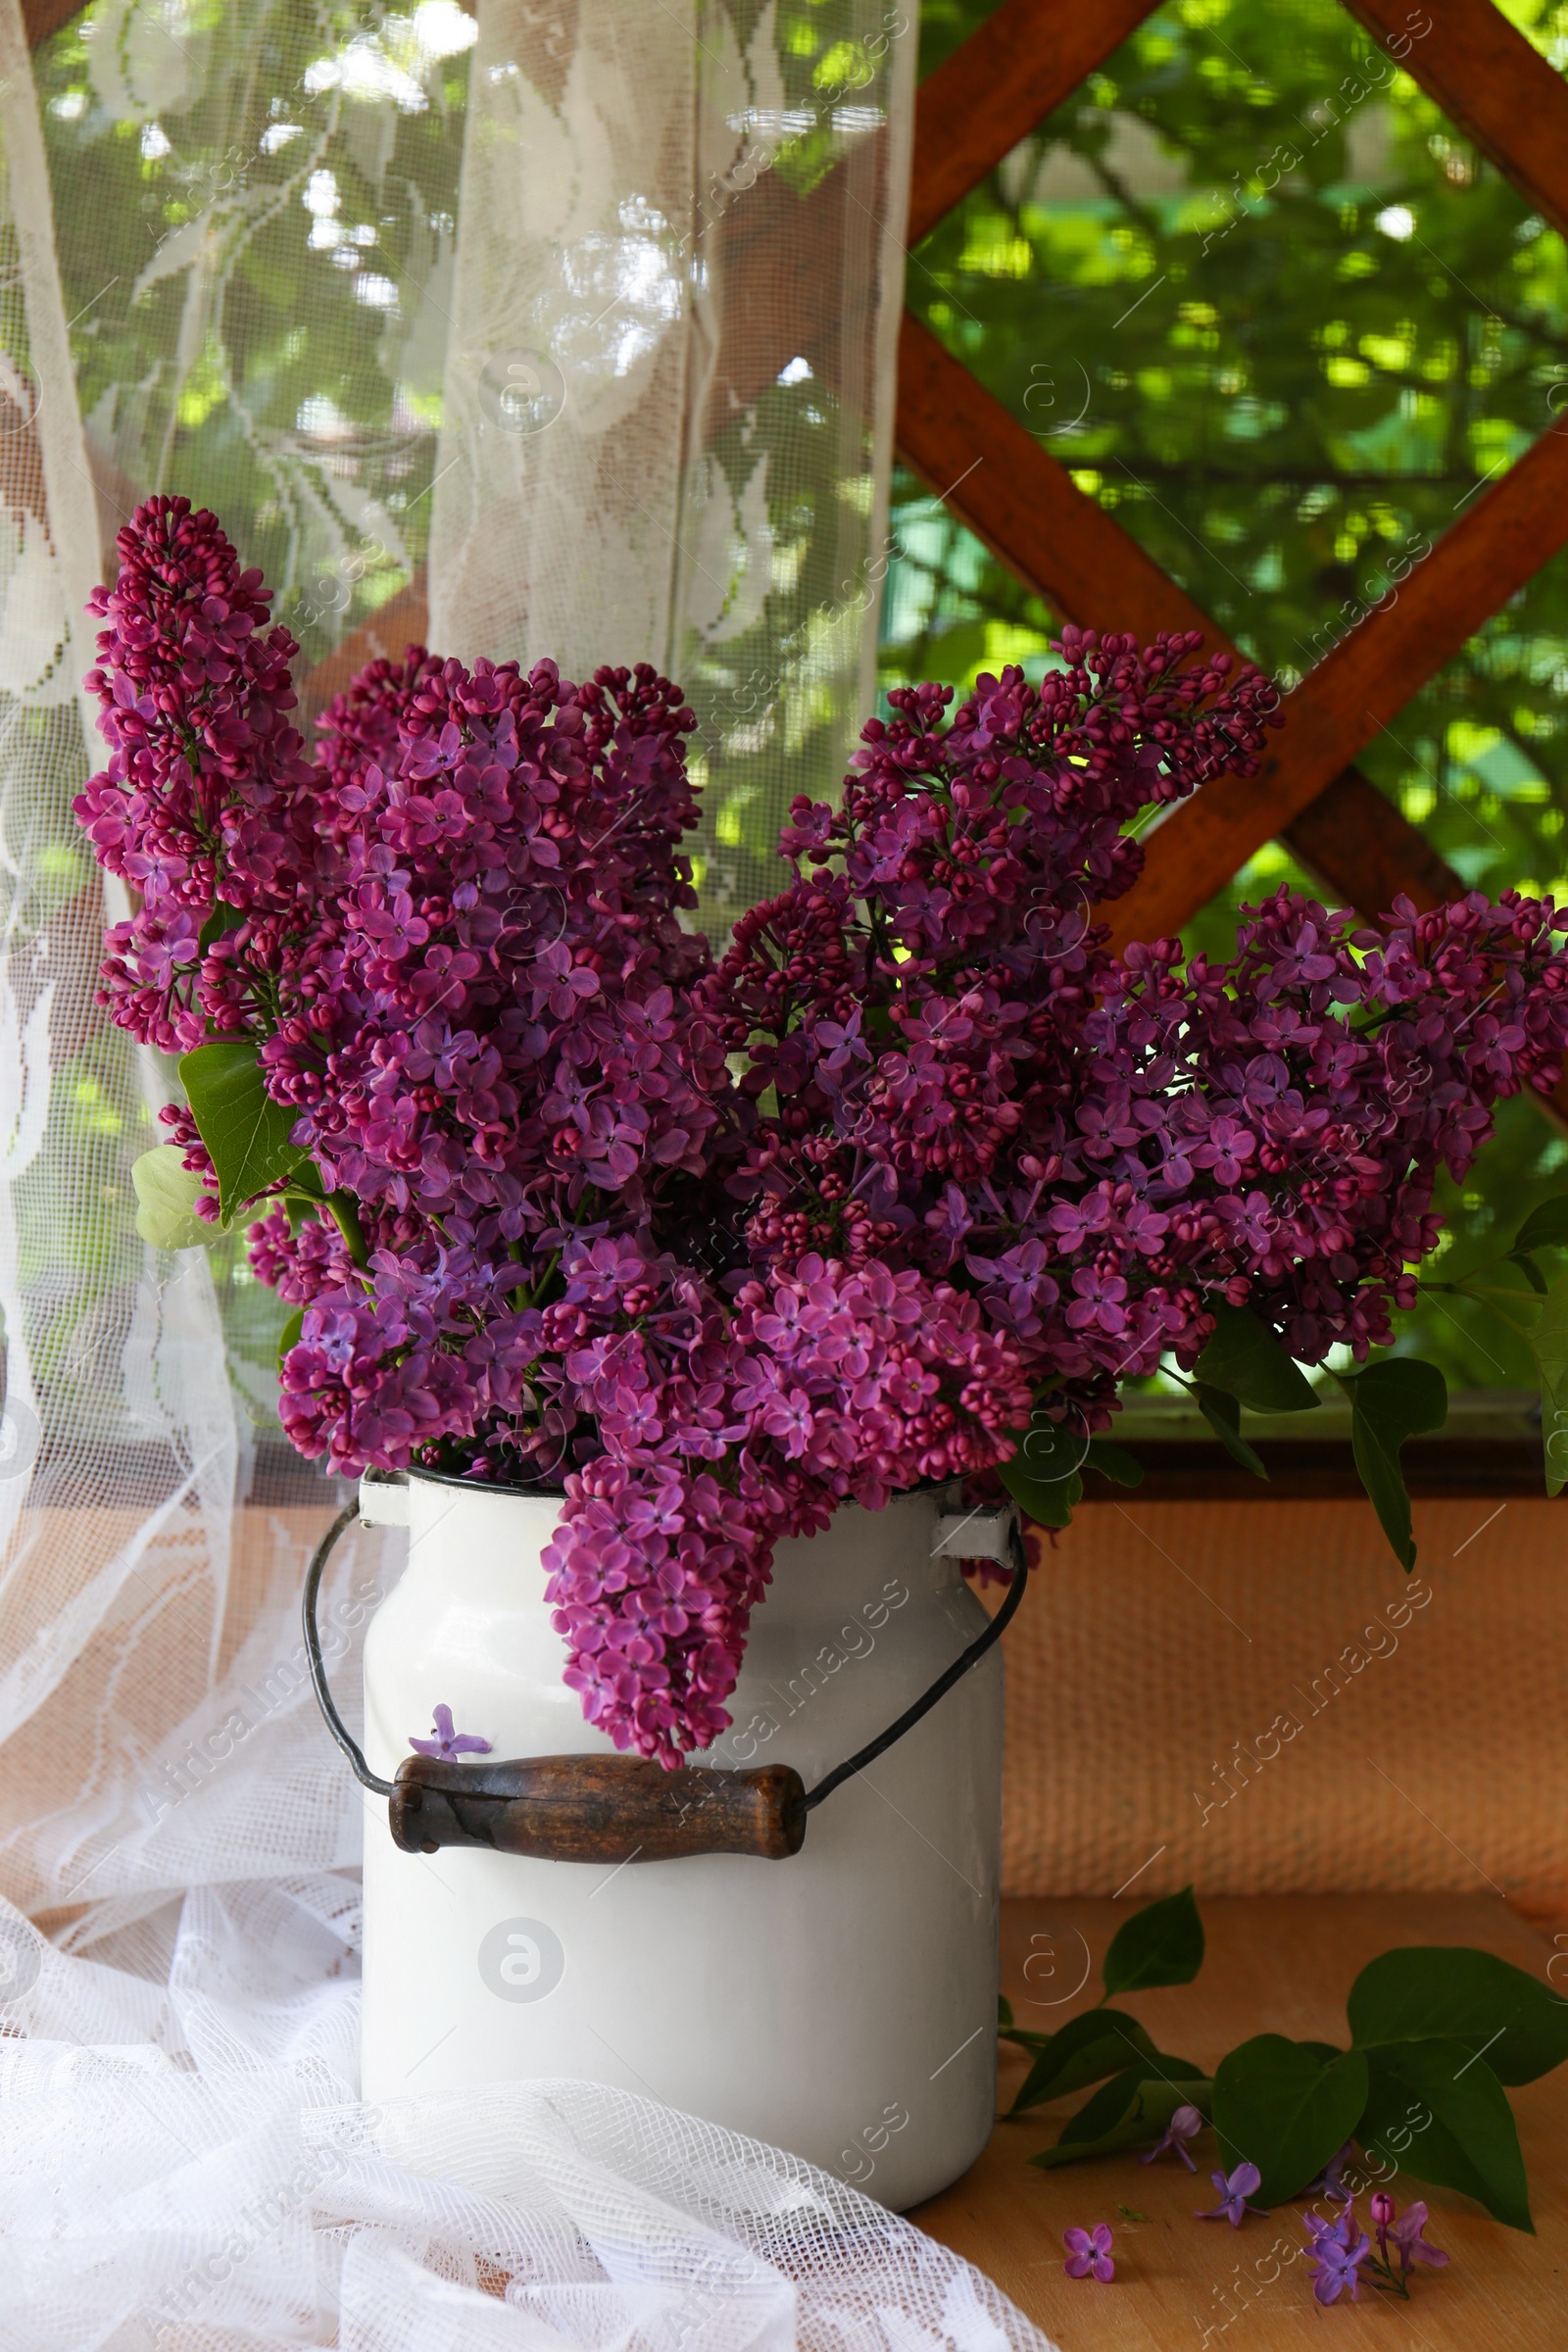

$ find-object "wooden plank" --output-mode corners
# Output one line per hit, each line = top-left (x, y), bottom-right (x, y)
(1283, 761), (1464, 917)
(1077, 1429), (1553, 1502)
(701, 116), (897, 432)
(709, 0), (1155, 421)
(915, 1895), (1568, 2352)
(907, 0), (1160, 247)
(22, 0), (84, 44)
(1346, 0), (1568, 243)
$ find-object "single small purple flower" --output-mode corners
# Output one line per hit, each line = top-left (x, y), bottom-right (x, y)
(1141, 2101), (1203, 2170)
(1062, 2223), (1114, 2282)
(1305, 2214), (1372, 2304)
(1197, 2161), (1269, 2227)
(409, 1702), (492, 1760)
(1386, 2200), (1449, 2274)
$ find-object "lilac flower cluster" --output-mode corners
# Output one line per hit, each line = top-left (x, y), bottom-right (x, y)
(1304, 2190), (1448, 2303)
(75, 502), (1568, 1765)
(703, 656), (1568, 1441)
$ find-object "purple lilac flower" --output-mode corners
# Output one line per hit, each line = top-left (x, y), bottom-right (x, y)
(73, 504), (1568, 1769)
(1062, 2224), (1114, 2281)
(409, 1704), (492, 1760)
(1141, 2102), (1203, 2170)
(1197, 2161), (1269, 2226)
(1381, 2196), (1449, 2274)
(1304, 2209), (1372, 2304)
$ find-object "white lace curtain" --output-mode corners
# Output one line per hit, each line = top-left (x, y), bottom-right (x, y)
(0, 8), (1052, 2346)
(0, 0), (915, 1915)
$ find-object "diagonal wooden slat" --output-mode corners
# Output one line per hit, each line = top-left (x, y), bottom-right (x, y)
(1116, 424), (1568, 948)
(907, 0), (1160, 247)
(1080, 0), (1568, 942)
(22, 0), (82, 42)
(900, 0), (1568, 963)
(893, 315), (1474, 928)
(1345, 0), (1568, 243)
(1282, 766), (1463, 919)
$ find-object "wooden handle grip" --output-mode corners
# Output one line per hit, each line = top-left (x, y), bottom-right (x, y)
(389, 1754), (808, 1863)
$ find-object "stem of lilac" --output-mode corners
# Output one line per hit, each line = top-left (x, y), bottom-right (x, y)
(325, 1190), (369, 1269)
(1363, 2251), (1409, 2298)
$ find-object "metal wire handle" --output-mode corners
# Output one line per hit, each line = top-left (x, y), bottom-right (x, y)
(302, 1498), (1029, 1812)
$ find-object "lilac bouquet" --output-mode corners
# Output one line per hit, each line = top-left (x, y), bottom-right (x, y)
(76, 498), (1568, 1765)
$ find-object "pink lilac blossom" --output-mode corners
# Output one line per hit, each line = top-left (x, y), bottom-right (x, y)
(1061, 2225), (1114, 2282)
(74, 504), (1568, 1765)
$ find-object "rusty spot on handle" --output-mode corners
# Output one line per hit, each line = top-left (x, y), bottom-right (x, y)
(389, 1753), (808, 1863)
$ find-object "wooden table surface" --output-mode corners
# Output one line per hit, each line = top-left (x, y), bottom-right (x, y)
(912, 1896), (1568, 2351)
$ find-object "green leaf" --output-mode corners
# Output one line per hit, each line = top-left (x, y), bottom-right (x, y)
(1527, 1268), (1568, 1498)
(1083, 1438), (1143, 1488)
(1358, 2039), (1532, 2232)
(1212, 2035), (1369, 2204)
(1195, 1384), (1269, 1478)
(276, 1305), (305, 1373)
(1029, 2071), (1212, 2168)
(1337, 1358), (1446, 1570)
(178, 1040), (308, 1222)
(1051, 2063), (1147, 2146)
(1513, 1194), (1568, 1257)
(130, 1146), (217, 1251)
(1348, 1947), (1568, 2086)
(1102, 1885), (1204, 1995)
(195, 901), (248, 956)
(1008, 2009), (1162, 2115)
(997, 1456), (1081, 1529)
(1012, 1404), (1090, 1480)
(998, 1401), (1090, 1527)
(1194, 1304), (1319, 1412)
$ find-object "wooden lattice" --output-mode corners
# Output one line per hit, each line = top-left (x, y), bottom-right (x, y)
(899, 0), (1568, 956)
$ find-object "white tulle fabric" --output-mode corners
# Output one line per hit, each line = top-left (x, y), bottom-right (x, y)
(0, 5), (1058, 2345)
(2, 1874), (1058, 2352)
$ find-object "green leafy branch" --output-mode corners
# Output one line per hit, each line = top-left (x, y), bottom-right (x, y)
(1001, 1887), (1568, 2230)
